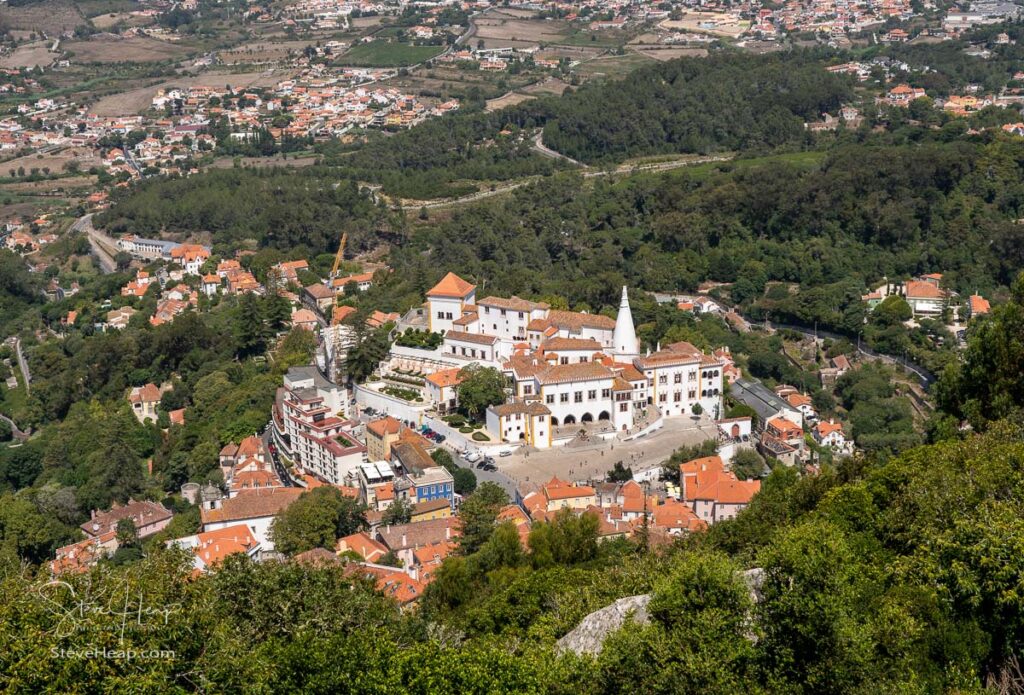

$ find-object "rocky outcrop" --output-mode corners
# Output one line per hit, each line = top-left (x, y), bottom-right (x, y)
(556, 594), (651, 656)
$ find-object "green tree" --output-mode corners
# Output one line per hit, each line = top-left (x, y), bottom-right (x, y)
(270, 487), (367, 556)
(457, 482), (508, 554)
(382, 497), (412, 525)
(456, 365), (507, 421)
(730, 449), (766, 480)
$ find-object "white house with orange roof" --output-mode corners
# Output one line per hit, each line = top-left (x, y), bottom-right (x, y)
(426, 271), (477, 334)
(127, 383), (163, 423)
(523, 477), (598, 514)
(813, 419), (849, 452)
(679, 455), (761, 524)
(169, 524), (261, 572)
(424, 367), (462, 413)
(904, 279), (947, 315)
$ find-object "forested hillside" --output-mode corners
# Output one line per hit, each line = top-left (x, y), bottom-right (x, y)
(541, 53), (852, 163)
(96, 169), (400, 254)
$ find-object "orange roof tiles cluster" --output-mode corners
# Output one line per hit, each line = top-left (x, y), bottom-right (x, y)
(426, 271), (476, 298)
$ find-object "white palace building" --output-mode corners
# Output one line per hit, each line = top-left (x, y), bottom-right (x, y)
(374, 272), (725, 449)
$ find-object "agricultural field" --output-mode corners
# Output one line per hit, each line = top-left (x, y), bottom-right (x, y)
(630, 46), (710, 61)
(0, 41), (59, 69)
(485, 91), (535, 111)
(0, 0), (84, 34)
(659, 13), (751, 40)
(572, 52), (657, 81)
(89, 12), (153, 30)
(75, 0), (138, 18)
(0, 148), (102, 178)
(472, 15), (569, 49)
(62, 35), (191, 64)
(339, 41), (445, 67)
(219, 39), (350, 66)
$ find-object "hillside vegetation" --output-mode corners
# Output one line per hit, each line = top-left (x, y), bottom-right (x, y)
(4, 419), (1024, 691)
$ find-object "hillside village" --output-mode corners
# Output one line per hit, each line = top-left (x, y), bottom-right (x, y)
(44, 255), (897, 596)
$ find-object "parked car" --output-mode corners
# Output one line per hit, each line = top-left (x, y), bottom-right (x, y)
(464, 452), (481, 464)
(482, 463), (497, 472)
(435, 434), (446, 443)
(499, 450), (512, 457)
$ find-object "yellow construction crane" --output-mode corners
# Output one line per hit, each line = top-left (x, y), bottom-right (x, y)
(330, 231), (347, 278)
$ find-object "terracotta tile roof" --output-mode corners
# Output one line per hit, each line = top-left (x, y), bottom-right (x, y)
(695, 478), (761, 505)
(543, 477), (596, 501)
(905, 280), (944, 299)
(615, 363), (646, 382)
(767, 417), (803, 439)
(200, 488), (303, 524)
(194, 524), (258, 568)
(367, 416), (402, 437)
(426, 272), (475, 298)
(652, 499), (706, 532)
(336, 531), (388, 562)
(128, 383), (161, 404)
(635, 349), (701, 369)
(541, 337), (602, 352)
(425, 368), (462, 388)
(377, 517), (459, 550)
(544, 309), (616, 332)
(445, 330), (497, 345)
(815, 420), (844, 437)
(969, 294), (990, 315)
(413, 539), (457, 569)
(491, 399), (551, 417)
(237, 435), (263, 457)
(537, 361), (614, 385)
(786, 393), (812, 408)
(332, 305), (357, 325)
(81, 500), (172, 538)
(477, 295), (547, 311)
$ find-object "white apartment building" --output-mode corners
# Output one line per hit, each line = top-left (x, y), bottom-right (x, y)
(274, 365), (365, 484)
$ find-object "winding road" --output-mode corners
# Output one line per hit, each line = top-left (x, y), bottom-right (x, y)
(13, 337), (30, 395)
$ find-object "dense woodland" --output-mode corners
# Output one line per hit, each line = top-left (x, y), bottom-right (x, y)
(96, 169), (400, 255)
(541, 53), (851, 163)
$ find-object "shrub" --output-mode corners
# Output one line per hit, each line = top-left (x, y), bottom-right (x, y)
(459, 426), (474, 433)
(472, 432), (489, 441)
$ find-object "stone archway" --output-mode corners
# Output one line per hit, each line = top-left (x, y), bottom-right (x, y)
(581, 413), (594, 423)
(598, 411), (611, 421)
(551, 416), (560, 427)
(564, 414), (577, 425)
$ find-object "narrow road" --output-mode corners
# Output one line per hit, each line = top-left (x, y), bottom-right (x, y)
(73, 213), (117, 274)
(532, 130), (585, 166)
(13, 337), (30, 395)
(0, 412), (29, 441)
(405, 154), (736, 210)
(262, 427), (296, 487)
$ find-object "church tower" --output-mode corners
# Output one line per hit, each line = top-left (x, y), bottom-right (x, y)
(612, 286), (640, 361)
